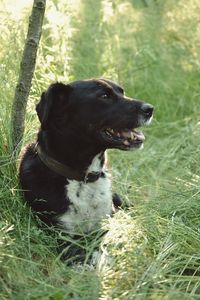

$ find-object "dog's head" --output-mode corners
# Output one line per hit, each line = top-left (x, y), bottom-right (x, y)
(36, 79), (153, 151)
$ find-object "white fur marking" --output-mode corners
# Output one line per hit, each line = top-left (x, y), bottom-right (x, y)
(58, 154), (113, 233)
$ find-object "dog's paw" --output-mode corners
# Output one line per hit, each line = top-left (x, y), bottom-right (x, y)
(112, 193), (122, 208)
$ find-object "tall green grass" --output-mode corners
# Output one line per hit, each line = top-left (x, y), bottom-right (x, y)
(0, 0), (200, 299)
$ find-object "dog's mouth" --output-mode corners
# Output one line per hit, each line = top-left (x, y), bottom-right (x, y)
(100, 127), (145, 150)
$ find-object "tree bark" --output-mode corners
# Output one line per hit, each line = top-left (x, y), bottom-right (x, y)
(11, 0), (46, 153)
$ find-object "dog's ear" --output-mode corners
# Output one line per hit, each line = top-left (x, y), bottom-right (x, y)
(36, 83), (72, 129)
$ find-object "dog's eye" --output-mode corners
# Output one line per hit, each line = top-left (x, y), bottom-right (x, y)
(101, 93), (109, 99)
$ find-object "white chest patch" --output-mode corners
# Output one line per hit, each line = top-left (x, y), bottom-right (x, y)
(58, 154), (113, 233)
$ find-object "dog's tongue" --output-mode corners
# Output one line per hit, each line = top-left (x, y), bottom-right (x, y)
(120, 129), (145, 141)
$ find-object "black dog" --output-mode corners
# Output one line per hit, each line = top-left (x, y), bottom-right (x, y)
(19, 79), (153, 249)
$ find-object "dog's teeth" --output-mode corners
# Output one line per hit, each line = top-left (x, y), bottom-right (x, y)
(106, 130), (111, 136)
(108, 128), (114, 134)
(123, 140), (130, 146)
(130, 132), (134, 140)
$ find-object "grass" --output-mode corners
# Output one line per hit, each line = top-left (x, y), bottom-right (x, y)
(0, 0), (200, 299)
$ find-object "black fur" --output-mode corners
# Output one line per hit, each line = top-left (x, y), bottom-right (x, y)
(19, 79), (153, 228)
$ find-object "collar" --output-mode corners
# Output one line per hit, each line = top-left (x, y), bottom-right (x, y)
(35, 144), (104, 183)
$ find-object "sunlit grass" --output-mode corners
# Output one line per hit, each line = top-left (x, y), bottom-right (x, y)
(0, 0), (200, 299)
(0, 0), (32, 20)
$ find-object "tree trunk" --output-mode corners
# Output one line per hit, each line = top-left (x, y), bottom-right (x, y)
(11, 0), (46, 153)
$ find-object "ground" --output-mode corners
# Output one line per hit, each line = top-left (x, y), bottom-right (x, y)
(0, 0), (200, 299)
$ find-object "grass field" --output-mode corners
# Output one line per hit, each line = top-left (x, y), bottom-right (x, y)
(1, 0), (200, 299)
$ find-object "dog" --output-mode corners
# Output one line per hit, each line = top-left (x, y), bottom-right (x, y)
(19, 79), (153, 261)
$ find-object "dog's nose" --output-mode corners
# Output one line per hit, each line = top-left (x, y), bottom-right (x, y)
(141, 103), (154, 117)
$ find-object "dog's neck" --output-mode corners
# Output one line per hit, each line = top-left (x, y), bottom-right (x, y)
(37, 130), (106, 173)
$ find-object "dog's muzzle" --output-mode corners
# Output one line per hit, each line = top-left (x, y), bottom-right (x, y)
(100, 103), (154, 150)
